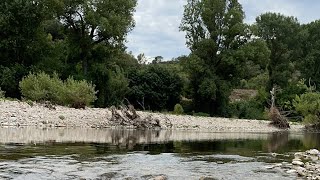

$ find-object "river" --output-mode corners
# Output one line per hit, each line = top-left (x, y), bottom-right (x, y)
(0, 128), (319, 179)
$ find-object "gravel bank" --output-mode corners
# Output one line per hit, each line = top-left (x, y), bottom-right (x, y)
(0, 100), (304, 132)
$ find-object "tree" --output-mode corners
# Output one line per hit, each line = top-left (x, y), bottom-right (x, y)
(127, 65), (183, 111)
(0, 0), (50, 97)
(255, 13), (301, 90)
(180, 0), (251, 116)
(50, 0), (137, 75)
(299, 20), (320, 88)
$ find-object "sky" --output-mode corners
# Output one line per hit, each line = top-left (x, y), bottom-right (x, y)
(126, 0), (320, 61)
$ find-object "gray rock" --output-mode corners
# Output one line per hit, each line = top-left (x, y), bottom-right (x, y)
(307, 149), (320, 156)
(296, 167), (307, 176)
(286, 169), (297, 174)
(293, 160), (305, 167)
(152, 175), (167, 180)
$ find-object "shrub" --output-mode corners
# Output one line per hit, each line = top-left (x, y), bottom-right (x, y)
(293, 92), (320, 128)
(173, 103), (184, 115)
(229, 100), (266, 120)
(62, 78), (97, 108)
(19, 72), (97, 108)
(19, 72), (63, 103)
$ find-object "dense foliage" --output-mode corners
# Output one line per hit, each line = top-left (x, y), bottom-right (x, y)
(1, 0), (320, 128)
(20, 72), (96, 108)
(294, 92), (320, 128)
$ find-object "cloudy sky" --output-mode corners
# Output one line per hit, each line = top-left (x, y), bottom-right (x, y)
(126, 0), (320, 61)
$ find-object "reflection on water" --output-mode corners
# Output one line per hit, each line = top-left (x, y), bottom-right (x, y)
(0, 128), (319, 179)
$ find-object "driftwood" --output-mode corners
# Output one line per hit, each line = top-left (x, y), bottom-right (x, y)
(110, 105), (171, 129)
(269, 87), (290, 129)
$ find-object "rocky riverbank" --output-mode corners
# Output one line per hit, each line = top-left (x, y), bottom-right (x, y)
(0, 100), (305, 132)
(267, 149), (320, 179)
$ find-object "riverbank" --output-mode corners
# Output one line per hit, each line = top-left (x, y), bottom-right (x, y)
(0, 100), (304, 132)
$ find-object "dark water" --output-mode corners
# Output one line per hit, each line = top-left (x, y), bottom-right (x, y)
(0, 128), (319, 179)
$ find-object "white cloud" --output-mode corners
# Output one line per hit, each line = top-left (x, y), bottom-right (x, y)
(126, 0), (320, 60)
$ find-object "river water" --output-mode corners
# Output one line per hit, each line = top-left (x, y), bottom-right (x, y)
(0, 128), (319, 179)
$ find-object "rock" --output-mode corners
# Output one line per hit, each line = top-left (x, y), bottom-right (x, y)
(199, 177), (217, 180)
(307, 149), (320, 156)
(296, 167), (307, 176)
(286, 169), (297, 174)
(152, 175), (167, 180)
(265, 165), (274, 169)
(292, 160), (305, 167)
(295, 152), (304, 159)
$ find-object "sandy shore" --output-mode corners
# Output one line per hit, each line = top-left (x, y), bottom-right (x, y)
(0, 100), (304, 132)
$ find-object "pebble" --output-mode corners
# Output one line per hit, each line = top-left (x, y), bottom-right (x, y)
(296, 167), (307, 176)
(292, 160), (305, 167)
(286, 169), (297, 174)
(307, 149), (320, 156)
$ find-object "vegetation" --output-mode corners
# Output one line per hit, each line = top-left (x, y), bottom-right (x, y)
(20, 72), (96, 108)
(1, 0), (320, 129)
(294, 92), (320, 129)
(173, 104), (184, 115)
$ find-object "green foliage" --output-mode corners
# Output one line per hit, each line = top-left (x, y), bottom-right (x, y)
(19, 72), (96, 108)
(62, 78), (97, 108)
(293, 92), (320, 127)
(173, 104), (184, 115)
(229, 100), (265, 120)
(128, 65), (183, 111)
(255, 13), (301, 89)
(19, 72), (63, 103)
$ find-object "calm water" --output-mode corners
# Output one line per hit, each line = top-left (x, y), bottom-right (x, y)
(0, 128), (319, 179)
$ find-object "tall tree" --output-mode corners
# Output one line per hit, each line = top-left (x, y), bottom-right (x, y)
(299, 20), (320, 88)
(180, 0), (251, 115)
(255, 13), (301, 90)
(50, 0), (137, 75)
(0, 0), (50, 97)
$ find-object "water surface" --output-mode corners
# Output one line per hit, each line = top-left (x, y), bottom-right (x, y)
(0, 128), (319, 179)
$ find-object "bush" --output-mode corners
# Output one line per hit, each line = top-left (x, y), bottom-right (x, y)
(19, 72), (63, 103)
(293, 92), (320, 128)
(173, 103), (184, 115)
(62, 78), (97, 108)
(229, 100), (265, 120)
(19, 72), (97, 108)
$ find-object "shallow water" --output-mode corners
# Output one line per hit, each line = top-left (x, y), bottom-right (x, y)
(0, 128), (319, 179)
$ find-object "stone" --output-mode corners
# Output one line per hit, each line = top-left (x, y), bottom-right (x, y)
(295, 152), (304, 158)
(307, 149), (320, 156)
(296, 167), (307, 176)
(199, 177), (217, 180)
(286, 169), (297, 174)
(293, 160), (305, 167)
(152, 175), (167, 180)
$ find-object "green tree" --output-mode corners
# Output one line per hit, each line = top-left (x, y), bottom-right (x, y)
(299, 20), (320, 88)
(255, 13), (301, 90)
(50, 0), (137, 76)
(127, 65), (183, 111)
(180, 0), (251, 116)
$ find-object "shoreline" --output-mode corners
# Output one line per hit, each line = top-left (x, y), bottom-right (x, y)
(0, 100), (305, 132)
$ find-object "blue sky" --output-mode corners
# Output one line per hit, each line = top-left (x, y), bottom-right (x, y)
(126, 0), (320, 61)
